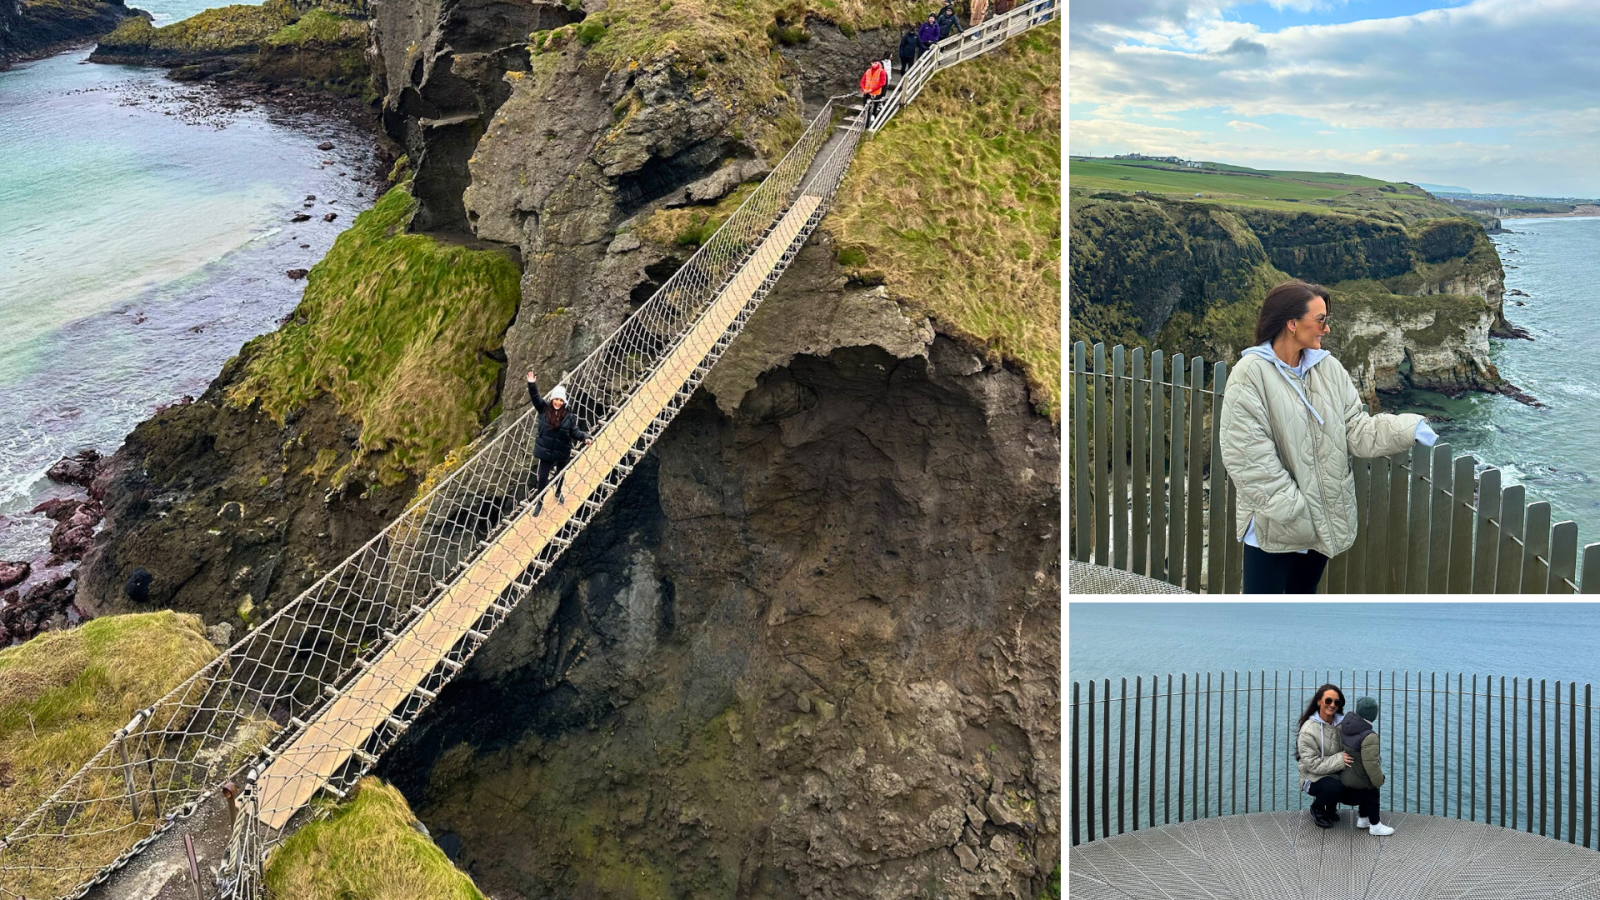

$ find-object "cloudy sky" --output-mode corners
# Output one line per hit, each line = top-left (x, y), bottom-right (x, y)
(1070, 0), (1600, 196)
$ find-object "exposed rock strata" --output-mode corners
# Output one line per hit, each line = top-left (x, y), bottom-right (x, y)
(1070, 194), (1514, 407)
(372, 0), (579, 232)
(0, 0), (134, 65)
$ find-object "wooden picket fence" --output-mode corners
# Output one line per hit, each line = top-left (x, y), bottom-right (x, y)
(1068, 341), (1600, 593)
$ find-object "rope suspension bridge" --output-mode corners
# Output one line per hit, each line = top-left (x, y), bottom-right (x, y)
(0, 5), (1057, 897)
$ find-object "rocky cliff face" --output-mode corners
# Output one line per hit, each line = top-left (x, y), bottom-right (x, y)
(0, 0), (134, 63)
(1070, 194), (1512, 406)
(75, 349), (420, 627)
(380, 238), (1060, 898)
(371, 0), (579, 232)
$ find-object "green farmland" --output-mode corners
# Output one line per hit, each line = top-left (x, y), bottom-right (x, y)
(1070, 157), (1407, 200)
(1068, 157), (1458, 219)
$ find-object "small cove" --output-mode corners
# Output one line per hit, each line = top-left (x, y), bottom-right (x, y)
(0, 8), (377, 571)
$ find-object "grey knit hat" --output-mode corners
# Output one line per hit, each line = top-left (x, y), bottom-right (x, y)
(1355, 696), (1379, 721)
(547, 385), (568, 403)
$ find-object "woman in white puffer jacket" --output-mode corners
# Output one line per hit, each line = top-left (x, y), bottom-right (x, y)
(1219, 280), (1439, 593)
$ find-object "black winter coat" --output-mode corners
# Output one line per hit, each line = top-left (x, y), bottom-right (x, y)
(936, 7), (961, 37)
(898, 32), (920, 59)
(528, 381), (591, 463)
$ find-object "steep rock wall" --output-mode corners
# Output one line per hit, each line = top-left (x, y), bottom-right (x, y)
(372, 0), (579, 232)
(1070, 194), (1511, 406)
(379, 239), (1061, 899)
(0, 0), (133, 62)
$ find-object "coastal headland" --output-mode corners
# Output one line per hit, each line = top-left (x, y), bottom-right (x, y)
(1070, 156), (1529, 408)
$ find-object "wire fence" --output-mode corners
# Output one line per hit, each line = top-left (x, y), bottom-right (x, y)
(1071, 669), (1600, 852)
(0, 8), (1056, 898)
(1068, 340), (1600, 593)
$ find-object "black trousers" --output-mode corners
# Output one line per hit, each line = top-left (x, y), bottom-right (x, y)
(531, 458), (565, 499)
(1308, 776), (1381, 823)
(1241, 544), (1329, 593)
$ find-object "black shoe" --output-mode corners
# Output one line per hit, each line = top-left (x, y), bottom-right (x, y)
(1312, 808), (1335, 828)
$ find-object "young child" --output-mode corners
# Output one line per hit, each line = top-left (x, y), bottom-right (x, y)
(1339, 696), (1394, 835)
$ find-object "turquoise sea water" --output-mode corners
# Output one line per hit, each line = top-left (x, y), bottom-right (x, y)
(0, 8), (374, 568)
(1393, 217), (1600, 545)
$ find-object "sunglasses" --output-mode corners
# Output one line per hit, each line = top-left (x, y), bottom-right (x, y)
(1320, 696), (1341, 706)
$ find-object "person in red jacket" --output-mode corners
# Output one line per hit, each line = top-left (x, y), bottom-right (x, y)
(859, 60), (888, 118)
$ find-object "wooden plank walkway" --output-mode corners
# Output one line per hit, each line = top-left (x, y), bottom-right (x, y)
(1069, 811), (1600, 900)
(252, 194), (824, 830)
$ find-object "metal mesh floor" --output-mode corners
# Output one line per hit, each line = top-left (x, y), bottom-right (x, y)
(1070, 811), (1600, 899)
(1069, 561), (1190, 594)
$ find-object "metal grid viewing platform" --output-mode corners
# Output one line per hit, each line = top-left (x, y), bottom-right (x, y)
(1070, 810), (1600, 900)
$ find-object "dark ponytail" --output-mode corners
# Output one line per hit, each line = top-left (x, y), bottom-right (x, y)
(1255, 280), (1332, 346)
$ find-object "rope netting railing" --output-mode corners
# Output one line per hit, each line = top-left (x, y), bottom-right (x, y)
(0, 9), (1054, 897)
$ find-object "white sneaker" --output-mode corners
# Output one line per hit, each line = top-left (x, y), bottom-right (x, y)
(1368, 822), (1395, 836)
(1356, 817), (1370, 829)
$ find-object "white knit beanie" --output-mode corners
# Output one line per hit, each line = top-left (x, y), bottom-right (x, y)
(547, 385), (568, 403)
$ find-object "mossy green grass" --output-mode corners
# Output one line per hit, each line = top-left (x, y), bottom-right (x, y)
(831, 21), (1061, 417)
(225, 181), (522, 488)
(0, 612), (217, 898)
(264, 777), (486, 900)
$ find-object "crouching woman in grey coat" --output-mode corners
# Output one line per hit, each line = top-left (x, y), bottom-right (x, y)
(1219, 280), (1439, 593)
(1296, 684), (1354, 829)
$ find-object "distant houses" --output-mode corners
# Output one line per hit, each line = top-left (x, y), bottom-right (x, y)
(1114, 152), (1205, 168)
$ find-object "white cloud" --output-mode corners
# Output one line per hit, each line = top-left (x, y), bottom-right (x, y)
(1071, 0), (1600, 131)
(1227, 120), (1269, 131)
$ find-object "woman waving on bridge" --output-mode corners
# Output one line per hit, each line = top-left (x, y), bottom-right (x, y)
(526, 371), (592, 512)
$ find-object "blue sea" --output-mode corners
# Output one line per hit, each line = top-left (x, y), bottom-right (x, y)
(0, 3), (374, 577)
(1394, 217), (1600, 546)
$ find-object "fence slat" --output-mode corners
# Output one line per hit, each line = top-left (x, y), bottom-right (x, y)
(1428, 443), (1452, 593)
(1327, 542), (1348, 595)
(1150, 350), (1167, 581)
(1112, 345), (1128, 571)
(1071, 681), (1080, 846)
(1583, 544), (1600, 593)
(1495, 485), (1525, 594)
(1388, 448), (1410, 592)
(1207, 362), (1229, 594)
(1226, 482), (1243, 594)
(1131, 349), (1148, 578)
(1132, 676), (1141, 831)
(1447, 455), (1476, 593)
(1368, 456), (1390, 594)
(1087, 678), (1095, 840)
(1186, 357), (1206, 591)
(1524, 501), (1552, 594)
(1471, 463), (1501, 593)
(1118, 677), (1127, 835)
(1072, 342), (1088, 563)
(1406, 445), (1431, 593)
(1349, 459), (1370, 595)
(1167, 354), (1187, 588)
(1094, 344), (1109, 566)
(1551, 522), (1579, 595)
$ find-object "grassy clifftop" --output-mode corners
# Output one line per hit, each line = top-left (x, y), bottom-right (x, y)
(225, 179), (522, 489)
(265, 778), (486, 900)
(830, 20), (1061, 417)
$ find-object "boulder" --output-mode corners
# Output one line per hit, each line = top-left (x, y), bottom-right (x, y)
(29, 497), (79, 521)
(291, 213), (312, 222)
(323, 212), (337, 222)
(46, 449), (102, 487)
(0, 561), (29, 592)
(287, 268), (310, 279)
(0, 575), (76, 643)
(318, 141), (335, 150)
